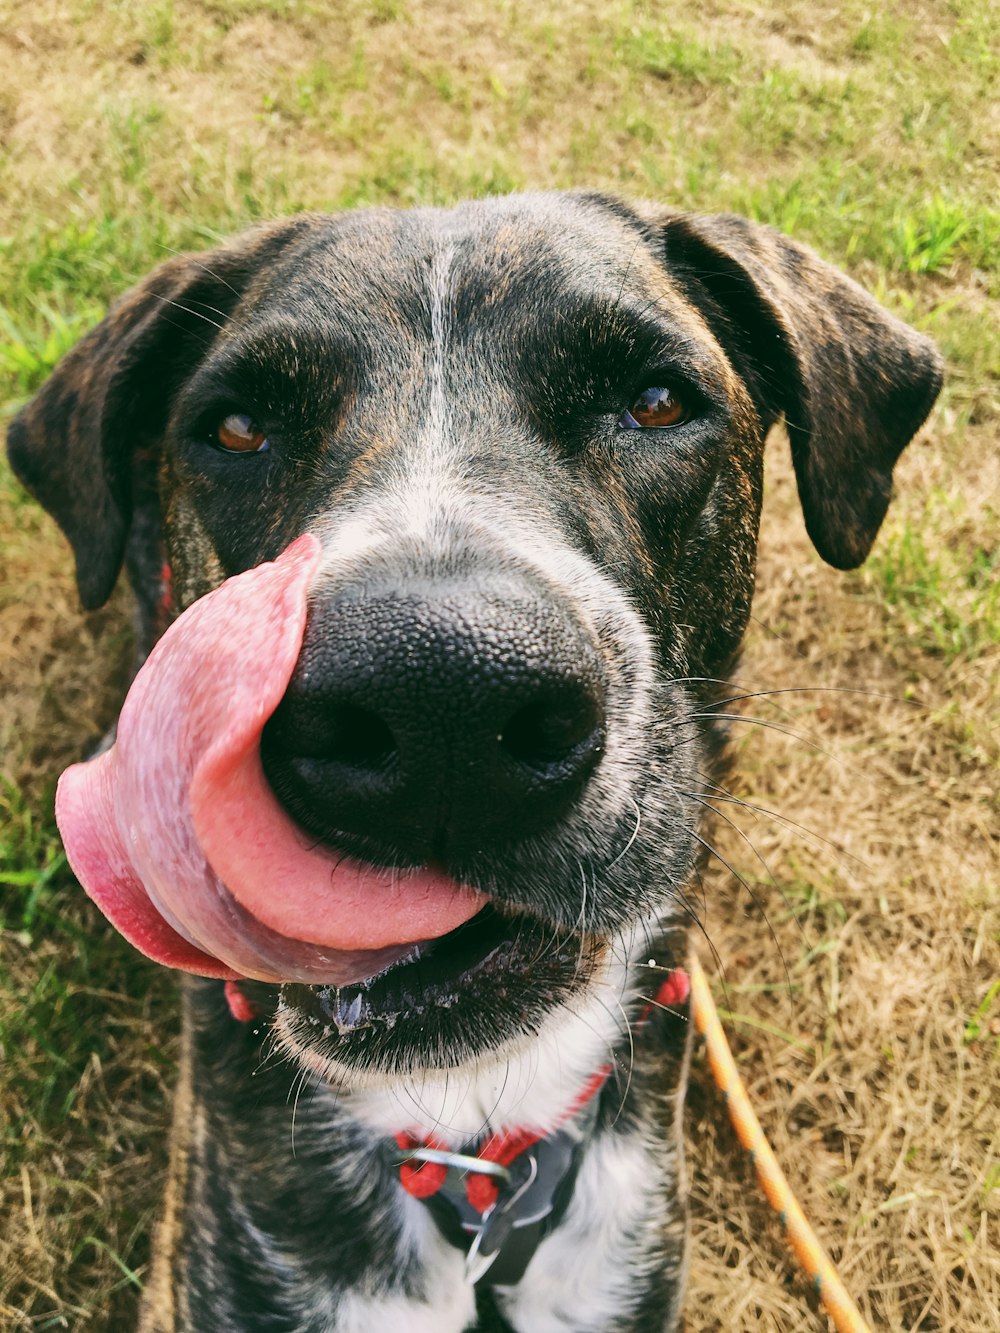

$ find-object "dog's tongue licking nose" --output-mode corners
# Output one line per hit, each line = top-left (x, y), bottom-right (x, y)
(55, 534), (485, 984)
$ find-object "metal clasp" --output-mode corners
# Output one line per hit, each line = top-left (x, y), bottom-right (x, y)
(463, 1153), (539, 1285)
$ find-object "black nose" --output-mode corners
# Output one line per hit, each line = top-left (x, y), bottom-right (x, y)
(260, 576), (606, 862)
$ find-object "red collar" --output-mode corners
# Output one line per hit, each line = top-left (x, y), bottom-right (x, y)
(395, 1061), (611, 1215)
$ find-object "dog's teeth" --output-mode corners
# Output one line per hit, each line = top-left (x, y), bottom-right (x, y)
(333, 994), (364, 1030)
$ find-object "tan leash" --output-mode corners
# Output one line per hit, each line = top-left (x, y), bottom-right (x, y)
(689, 954), (873, 1333)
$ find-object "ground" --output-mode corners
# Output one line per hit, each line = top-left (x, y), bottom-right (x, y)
(0, 1), (997, 1329)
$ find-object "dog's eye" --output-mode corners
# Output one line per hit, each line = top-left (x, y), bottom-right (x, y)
(216, 413), (269, 453)
(619, 386), (686, 430)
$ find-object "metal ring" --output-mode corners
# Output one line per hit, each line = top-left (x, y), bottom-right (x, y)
(393, 1147), (511, 1181)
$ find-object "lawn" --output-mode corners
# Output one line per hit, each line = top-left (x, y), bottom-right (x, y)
(1, 0), (997, 1328)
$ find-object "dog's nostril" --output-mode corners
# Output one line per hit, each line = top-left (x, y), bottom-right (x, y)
(322, 706), (397, 768)
(263, 701), (397, 770)
(500, 695), (604, 769)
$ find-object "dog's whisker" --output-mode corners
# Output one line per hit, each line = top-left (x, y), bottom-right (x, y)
(683, 790), (809, 959)
(147, 291), (227, 331)
(396, 1072), (451, 1141)
(154, 240), (246, 300)
(688, 827), (791, 994)
(662, 707), (860, 782)
(692, 776), (868, 869)
(139, 312), (219, 352)
(575, 866), (589, 974)
(687, 711), (825, 745)
(699, 682), (910, 712)
(476, 1057), (515, 1144)
(587, 991), (636, 1130)
(287, 1064), (312, 1158)
(606, 796), (643, 869)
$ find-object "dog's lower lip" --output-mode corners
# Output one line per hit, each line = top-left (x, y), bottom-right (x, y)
(284, 905), (549, 1024)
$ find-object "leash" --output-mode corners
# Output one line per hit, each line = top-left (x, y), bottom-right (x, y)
(689, 954), (873, 1333)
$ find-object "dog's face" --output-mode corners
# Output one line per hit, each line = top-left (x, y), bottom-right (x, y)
(9, 193), (941, 1084)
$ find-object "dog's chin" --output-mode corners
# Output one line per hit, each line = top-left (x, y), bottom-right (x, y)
(273, 904), (606, 1082)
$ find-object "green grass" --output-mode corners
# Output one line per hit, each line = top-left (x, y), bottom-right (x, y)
(849, 12), (909, 57)
(0, 779), (67, 935)
(0, 301), (104, 405)
(889, 196), (970, 274)
(859, 493), (1000, 665)
(615, 26), (742, 86)
(963, 979), (1000, 1052)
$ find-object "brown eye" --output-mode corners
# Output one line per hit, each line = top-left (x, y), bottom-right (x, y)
(619, 386), (686, 430)
(217, 413), (269, 453)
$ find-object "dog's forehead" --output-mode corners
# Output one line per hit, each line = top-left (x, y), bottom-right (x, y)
(238, 194), (706, 347)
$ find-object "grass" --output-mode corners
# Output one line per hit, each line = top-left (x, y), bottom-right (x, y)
(0, 779), (67, 933)
(0, 302), (106, 403)
(859, 492), (1000, 665)
(1, 0), (998, 1328)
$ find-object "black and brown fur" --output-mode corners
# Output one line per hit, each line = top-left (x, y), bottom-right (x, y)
(8, 193), (941, 1332)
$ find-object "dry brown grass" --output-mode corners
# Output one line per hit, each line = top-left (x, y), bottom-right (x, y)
(685, 435), (999, 1331)
(1, 0), (997, 1329)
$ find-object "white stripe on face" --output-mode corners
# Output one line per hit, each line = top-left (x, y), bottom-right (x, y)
(312, 239), (464, 576)
(391, 241), (463, 547)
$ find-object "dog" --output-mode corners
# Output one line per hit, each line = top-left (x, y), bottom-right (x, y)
(8, 192), (942, 1332)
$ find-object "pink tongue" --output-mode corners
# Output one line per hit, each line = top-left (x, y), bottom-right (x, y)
(55, 535), (485, 983)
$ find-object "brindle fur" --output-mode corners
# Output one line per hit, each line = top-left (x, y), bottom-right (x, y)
(8, 193), (941, 1332)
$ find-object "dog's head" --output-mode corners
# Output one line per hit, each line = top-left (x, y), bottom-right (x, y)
(9, 193), (941, 1082)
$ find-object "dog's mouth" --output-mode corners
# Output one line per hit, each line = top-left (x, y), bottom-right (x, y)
(279, 902), (603, 1070)
(288, 904), (563, 1017)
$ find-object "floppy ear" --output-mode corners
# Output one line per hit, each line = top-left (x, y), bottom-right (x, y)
(662, 213), (943, 569)
(6, 218), (316, 609)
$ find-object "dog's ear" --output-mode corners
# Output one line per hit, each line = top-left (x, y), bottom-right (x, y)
(662, 213), (943, 569)
(6, 218), (316, 609)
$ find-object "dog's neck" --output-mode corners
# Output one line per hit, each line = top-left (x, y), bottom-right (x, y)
(345, 996), (625, 1146)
